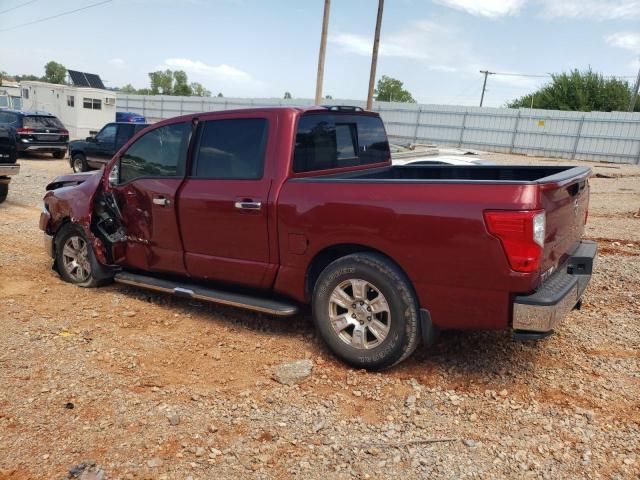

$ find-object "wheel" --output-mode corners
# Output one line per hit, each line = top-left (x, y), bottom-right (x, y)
(0, 183), (8, 203)
(312, 252), (421, 370)
(71, 153), (87, 172)
(54, 224), (113, 287)
(53, 150), (66, 159)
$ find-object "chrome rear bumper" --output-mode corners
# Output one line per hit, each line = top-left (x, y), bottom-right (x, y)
(512, 240), (596, 333)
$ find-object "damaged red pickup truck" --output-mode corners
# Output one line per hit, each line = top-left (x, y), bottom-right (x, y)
(40, 106), (596, 369)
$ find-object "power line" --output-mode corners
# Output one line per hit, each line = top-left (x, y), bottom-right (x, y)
(0, 0), (39, 15)
(0, 0), (112, 33)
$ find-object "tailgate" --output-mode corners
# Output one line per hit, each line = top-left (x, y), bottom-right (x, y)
(539, 171), (590, 276)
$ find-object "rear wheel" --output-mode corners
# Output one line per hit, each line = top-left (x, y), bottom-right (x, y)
(312, 252), (421, 370)
(0, 183), (8, 203)
(55, 224), (113, 287)
(71, 153), (87, 172)
(52, 151), (66, 159)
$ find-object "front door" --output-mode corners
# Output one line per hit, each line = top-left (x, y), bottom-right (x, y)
(110, 121), (192, 274)
(177, 114), (276, 289)
(86, 123), (116, 168)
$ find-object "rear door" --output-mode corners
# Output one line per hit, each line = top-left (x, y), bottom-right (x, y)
(86, 123), (117, 168)
(110, 121), (192, 274)
(177, 113), (275, 289)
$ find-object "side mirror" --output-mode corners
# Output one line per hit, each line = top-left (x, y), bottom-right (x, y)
(108, 160), (120, 187)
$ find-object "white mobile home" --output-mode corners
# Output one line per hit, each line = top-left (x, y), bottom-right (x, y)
(20, 81), (116, 139)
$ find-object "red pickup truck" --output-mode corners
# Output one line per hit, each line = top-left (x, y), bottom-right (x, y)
(40, 106), (596, 369)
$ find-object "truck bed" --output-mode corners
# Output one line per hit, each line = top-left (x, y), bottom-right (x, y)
(296, 165), (589, 184)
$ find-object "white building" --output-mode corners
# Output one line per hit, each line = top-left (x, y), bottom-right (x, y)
(19, 81), (116, 139)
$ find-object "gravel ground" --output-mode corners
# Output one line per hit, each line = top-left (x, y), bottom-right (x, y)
(0, 153), (638, 480)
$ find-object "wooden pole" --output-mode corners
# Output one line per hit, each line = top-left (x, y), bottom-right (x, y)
(314, 0), (331, 105)
(366, 0), (384, 110)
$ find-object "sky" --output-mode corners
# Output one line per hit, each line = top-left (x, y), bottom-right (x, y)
(1, 0), (639, 107)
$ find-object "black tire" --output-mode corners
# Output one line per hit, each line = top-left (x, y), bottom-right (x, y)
(54, 223), (113, 287)
(0, 183), (8, 204)
(52, 150), (66, 159)
(312, 252), (421, 370)
(71, 153), (87, 172)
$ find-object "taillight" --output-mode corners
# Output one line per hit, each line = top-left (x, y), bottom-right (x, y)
(484, 210), (546, 273)
(60, 129), (69, 135)
(16, 127), (34, 134)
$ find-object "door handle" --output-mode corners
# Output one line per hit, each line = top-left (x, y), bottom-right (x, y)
(234, 200), (262, 210)
(153, 196), (170, 206)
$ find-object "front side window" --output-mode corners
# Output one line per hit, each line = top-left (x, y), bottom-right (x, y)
(192, 118), (268, 179)
(119, 122), (190, 183)
(115, 124), (135, 149)
(96, 124), (117, 144)
(67, 95), (75, 107)
(293, 113), (390, 173)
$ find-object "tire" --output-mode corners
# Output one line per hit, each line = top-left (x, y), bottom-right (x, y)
(312, 252), (421, 370)
(71, 153), (87, 172)
(0, 183), (8, 204)
(53, 150), (66, 159)
(54, 223), (113, 287)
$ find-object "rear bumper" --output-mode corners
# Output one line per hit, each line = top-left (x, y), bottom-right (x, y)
(17, 144), (67, 153)
(0, 164), (20, 177)
(44, 232), (54, 258)
(512, 240), (597, 333)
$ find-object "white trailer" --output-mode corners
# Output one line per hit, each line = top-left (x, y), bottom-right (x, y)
(19, 81), (116, 140)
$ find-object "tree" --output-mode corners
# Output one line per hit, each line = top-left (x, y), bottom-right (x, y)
(14, 74), (40, 82)
(149, 69), (174, 95)
(507, 69), (636, 112)
(284, 91), (292, 99)
(374, 75), (416, 103)
(325, 94), (333, 100)
(190, 82), (211, 97)
(173, 70), (192, 96)
(119, 84), (138, 94)
(43, 61), (66, 84)
(217, 92), (224, 97)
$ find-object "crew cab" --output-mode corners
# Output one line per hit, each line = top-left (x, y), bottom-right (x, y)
(68, 122), (148, 172)
(39, 106), (596, 369)
(0, 124), (19, 203)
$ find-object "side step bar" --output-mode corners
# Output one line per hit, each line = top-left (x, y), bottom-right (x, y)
(113, 271), (298, 316)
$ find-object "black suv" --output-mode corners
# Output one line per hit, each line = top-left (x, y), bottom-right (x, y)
(0, 109), (69, 159)
(68, 122), (148, 172)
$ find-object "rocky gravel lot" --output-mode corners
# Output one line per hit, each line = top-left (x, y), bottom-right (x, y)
(1, 153), (639, 479)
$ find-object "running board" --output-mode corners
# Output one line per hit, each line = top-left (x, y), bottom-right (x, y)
(113, 272), (298, 316)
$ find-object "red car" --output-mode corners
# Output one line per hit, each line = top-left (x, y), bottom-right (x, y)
(40, 106), (596, 369)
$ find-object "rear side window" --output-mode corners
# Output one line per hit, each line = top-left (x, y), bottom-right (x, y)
(0, 112), (18, 125)
(23, 116), (64, 129)
(119, 122), (190, 183)
(293, 113), (389, 173)
(116, 124), (135, 149)
(192, 118), (268, 179)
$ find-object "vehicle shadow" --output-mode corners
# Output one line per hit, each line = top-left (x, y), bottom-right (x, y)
(18, 152), (66, 161)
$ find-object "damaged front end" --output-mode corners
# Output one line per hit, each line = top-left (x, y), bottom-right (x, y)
(40, 170), (126, 267)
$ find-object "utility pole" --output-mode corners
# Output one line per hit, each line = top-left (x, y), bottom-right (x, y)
(366, 0), (384, 111)
(314, 0), (331, 105)
(628, 61), (640, 112)
(479, 70), (495, 107)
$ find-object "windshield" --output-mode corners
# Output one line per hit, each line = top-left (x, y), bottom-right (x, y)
(23, 115), (65, 129)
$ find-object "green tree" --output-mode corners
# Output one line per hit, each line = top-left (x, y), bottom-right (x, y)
(217, 92), (224, 97)
(14, 74), (40, 82)
(43, 61), (67, 84)
(119, 83), (138, 94)
(325, 94), (333, 100)
(507, 69), (635, 112)
(149, 69), (174, 95)
(0, 71), (7, 85)
(190, 82), (211, 97)
(284, 91), (292, 99)
(173, 70), (192, 96)
(374, 75), (416, 103)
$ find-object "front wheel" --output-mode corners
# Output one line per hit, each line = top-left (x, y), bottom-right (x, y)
(54, 224), (113, 287)
(0, 183), (8, 203)
(312, 253), (421, 370)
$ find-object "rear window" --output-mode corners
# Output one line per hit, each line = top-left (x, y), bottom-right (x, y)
(293, 113), (390, 173)
(23, 116), (65, 129)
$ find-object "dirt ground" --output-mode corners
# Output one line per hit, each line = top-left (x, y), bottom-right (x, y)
(0, 152), (639, 480)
